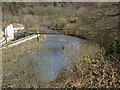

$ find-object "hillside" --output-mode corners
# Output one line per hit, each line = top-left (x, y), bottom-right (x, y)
(1, 2), (120, 88)
(2, 2), (119, 48)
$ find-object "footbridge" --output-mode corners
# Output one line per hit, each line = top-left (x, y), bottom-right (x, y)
(27, 27), (87, 36)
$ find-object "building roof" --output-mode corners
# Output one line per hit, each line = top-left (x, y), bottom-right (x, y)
(12, 23), (24, 29)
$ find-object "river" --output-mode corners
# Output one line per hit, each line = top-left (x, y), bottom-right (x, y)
(3, 27), (93, 88)
(19, 35), (85, 85)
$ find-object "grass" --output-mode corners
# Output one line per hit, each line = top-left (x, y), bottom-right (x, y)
(2, 36), (46, 88)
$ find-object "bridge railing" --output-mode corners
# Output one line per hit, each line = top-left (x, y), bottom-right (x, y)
(26, 27), (87, 35)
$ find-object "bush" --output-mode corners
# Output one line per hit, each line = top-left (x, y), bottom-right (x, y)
(47, 53), (120, 88)
(106, 39), (120, 55)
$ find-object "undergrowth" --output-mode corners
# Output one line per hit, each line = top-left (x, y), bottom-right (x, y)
(48, 52), (120, 88)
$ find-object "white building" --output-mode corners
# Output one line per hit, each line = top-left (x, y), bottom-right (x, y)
(0, 23), (25, 46)
(4, 24), (15, 41)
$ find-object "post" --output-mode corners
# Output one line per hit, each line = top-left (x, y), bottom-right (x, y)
(4, 35), (8, 44)
(37, 30), (40, 42)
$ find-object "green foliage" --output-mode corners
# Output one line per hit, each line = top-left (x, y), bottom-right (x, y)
(80, 56), (96, 66)
(106, 39), (120, 55)
(53, 2), (57, 7)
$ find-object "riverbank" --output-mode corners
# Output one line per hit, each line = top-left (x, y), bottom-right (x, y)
(47, 41), (120, 88)
(2, 34), (46, 88)
(2, 34), (103, 88)
(1, 33), (120, 88)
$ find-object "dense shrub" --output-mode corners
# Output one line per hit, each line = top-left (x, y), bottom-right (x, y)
(106, 40), (120, 55)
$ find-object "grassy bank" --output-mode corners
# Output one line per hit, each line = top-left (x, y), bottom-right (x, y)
(2, 35), (45, 88)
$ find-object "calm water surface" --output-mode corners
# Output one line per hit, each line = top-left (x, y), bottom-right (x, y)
(18, 27), (86, 87)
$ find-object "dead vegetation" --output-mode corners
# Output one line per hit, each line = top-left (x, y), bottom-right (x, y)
(2, 2), (119, 47)
(44, 41), (120, 88)
(1, 2), (120, 88)
(47, 52), (120, 88)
